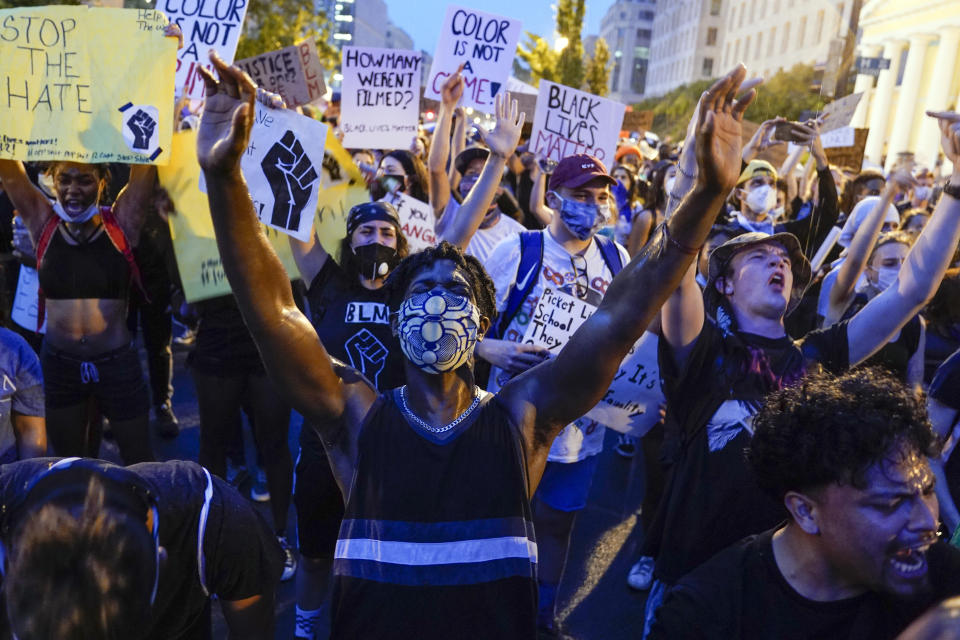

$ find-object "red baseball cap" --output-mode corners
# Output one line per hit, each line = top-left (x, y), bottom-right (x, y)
(548, 154), (617, 191)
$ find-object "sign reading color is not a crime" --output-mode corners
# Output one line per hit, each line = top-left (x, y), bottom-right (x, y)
(0, 6), (176, 164)
(425, 5), (522, 114)
(528, 80), (626, 165)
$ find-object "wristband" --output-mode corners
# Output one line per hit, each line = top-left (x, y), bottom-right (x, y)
(943, 181), (960, 201)
(663, 222), (700, 255)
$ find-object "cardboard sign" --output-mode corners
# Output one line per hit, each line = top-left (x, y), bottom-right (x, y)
(825, 128), (869, 172)
(158, 130), (301, 303)
(235, 39), (326, 107)
(820, 92), (863, 133)
(340, 46), (423, 150)
(622, 109), (654, 132)
(382, 191), (436, 253)
(528, 80), (626, 165)
(240, 104), (328, 242)
(521, 286), (664, 436)
(424, 5), (522, 113)
(164, 0), (249, 100)
(0, 6), (176, 164)
(11, 266), (45, 334)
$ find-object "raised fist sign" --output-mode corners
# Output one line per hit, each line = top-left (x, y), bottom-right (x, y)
(127, 109), (157, 150)
(260, 130), (319, 231)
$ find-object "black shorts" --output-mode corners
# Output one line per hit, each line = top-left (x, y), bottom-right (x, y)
(41, 342), (149, 421)
(294, 427), (345, 559)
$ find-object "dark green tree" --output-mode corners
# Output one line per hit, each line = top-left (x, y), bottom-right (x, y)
(555, 0), (585, 88)
(584, 37), (611, 96)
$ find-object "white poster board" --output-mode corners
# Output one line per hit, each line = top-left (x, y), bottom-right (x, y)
(166, 0), (250, 99)
(340, 46), (423, 150)
(11, 266), (46, 334)
(522, 287), (664, 436)
(528, 80), (626, 166)
(382, 191), (437, 253)
(424, 5), (522, 114)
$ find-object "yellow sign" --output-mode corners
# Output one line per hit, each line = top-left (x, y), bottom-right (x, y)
(0, 6), (176, 164)
(158, 130), (301, 303)
(315, 127), (372, 258)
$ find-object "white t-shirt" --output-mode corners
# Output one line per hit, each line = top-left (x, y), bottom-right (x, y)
(485, 229), (630, 463)
(438, 199), (525, 266)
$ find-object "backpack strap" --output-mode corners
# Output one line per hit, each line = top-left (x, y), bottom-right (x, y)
(100, 206), (149, 304)
(492, 230), (544, 340)
(34, 214), (60, 332)
(594, 234), (625, 277)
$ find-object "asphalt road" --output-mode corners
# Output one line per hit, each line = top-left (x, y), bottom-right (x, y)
(94, 344), (652, 639)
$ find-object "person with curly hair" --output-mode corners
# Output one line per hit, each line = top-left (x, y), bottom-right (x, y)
(196, 51), (756, 638)
(650, 368), (960, 640)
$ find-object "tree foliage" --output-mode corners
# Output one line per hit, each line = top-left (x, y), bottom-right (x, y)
(515, 0), (591, 90)
(584, 37), (611, 97)
(516, 32), (558, 87)
(234, 0), (339, 70)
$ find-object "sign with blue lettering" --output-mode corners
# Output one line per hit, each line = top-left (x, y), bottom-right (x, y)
(855, 56), (890, 77)
(424, 4), (522, 114)
(528, 80), (625, 165)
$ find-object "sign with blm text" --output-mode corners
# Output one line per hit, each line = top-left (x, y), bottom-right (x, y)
(382, 191), (437, 253)
(0, 6), (176, 164)
(528, 80), (626, 165)
(235, 39), (326, 107)
(425, 5), (521, 114)
(522, 287), (664, 437)
(163, 0), (249, 100)
(340, 46), (423, 150)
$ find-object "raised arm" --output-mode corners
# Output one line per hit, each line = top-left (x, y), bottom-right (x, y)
(288, 229), (329, 285)
(527, 158), (554, 226)
(112, 165), (157, 245)
(500, 65), (755, 450)
(741, 117), (784, 165)
(427, 65), (464, 216)
(436, 93), (524, 249)
(846, 112), (960, 366)
(0, 161), (53, 241)
(196, 52), (374, 434)
(448, 106), (467, 194)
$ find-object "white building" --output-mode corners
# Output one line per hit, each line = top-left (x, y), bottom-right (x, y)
(598, 0), (657, 103)
(851, 0), (960, 171)
(315, 0), (415, 51)
(720, 0), (854, 79)
(644, 0), (725, 98)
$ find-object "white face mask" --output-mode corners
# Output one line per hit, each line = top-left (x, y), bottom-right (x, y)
(873, 265), (900, 291)
(745, 184), (777, 215)
(52, 201), (99, 224)
(770, 206), (786, 222)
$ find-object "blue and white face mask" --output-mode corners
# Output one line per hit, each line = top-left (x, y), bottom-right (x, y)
(551, 192), (611, 241)
(397, 290), (480, 374)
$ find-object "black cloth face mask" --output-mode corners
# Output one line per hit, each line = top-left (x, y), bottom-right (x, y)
(354, 242), (400, 280)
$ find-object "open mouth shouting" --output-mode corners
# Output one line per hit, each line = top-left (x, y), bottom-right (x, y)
(887, 539), (936, 581)
(768, 272), (786, 292)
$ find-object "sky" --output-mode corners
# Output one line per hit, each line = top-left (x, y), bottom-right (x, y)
(385, 0), (608, 54)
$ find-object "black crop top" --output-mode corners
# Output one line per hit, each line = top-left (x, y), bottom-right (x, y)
(37, 225), (131, 300)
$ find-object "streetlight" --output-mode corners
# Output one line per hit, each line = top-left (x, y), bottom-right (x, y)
(554, 36), (569, 52)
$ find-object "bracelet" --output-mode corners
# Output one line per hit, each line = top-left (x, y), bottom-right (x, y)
(943, 181), (960, 201)
(663, 222), (700, 255)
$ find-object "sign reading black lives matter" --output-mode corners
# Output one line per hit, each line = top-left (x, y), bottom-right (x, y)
(529, 80), (625, 165)
(162, 0), (249, 100)
(241, 104), (327, 242)
(235, 39), (326, 108)
(340, 46), (423, 150)
(425, 5), (522, 114)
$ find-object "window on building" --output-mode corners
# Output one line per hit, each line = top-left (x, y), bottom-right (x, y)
(703, 57), (714, 77)
(756, 32), (763, 58)
(782, 22), (790, 53)
(734, 38), (741, 61)
(724, 42), (731, 67)
(798, 15), (807, 47)
(745, 35), (751, 59)
(641, 10), (655, 20)
(816, 9), (824, 43)
(749, 0), (756, 22)
(837, 3), (845, 35)
(759, 0), (766, 19)
(768, 26), (776, 56)
(631, 55), (648, 94)
(636, 28), (652, 40)
(612, 58), (621, 92)
(729, 5), (737, 29)
(711, 0), (722, 16)
(773, 0), (780, 11)
(739, 1), (746, 27)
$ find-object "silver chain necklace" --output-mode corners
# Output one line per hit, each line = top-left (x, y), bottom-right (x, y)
(399, 385), (482, 434)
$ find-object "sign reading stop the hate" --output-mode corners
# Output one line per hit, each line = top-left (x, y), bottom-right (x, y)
(425, 5), (522, 114)
(528, 80), (625, 165)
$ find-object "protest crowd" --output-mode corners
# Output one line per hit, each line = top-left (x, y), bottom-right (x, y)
(2, 3), (960, 640)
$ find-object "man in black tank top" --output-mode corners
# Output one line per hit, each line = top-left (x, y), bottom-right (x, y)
(199, 53), (756, 638)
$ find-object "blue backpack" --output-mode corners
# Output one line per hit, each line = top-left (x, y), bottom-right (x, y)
(492, 231), (625, 339)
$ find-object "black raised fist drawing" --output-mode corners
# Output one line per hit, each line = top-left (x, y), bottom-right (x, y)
(261, 130), (319, 231)
(345, 329), (388, 387)
(127, 109), (156, 150)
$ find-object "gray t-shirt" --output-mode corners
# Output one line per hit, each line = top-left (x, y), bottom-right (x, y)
(0, 328), (43, 459)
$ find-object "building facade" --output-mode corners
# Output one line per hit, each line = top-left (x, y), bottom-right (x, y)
(598, 0), (657, 103)
(851, 0), (960, 171)
(720, 0), (854, 79)
(315, 0), (415, 51)
(644, 0), (725, 98)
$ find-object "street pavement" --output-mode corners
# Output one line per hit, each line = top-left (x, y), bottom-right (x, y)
(93, 344), (651, 639)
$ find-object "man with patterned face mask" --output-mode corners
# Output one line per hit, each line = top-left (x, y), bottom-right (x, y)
(197, 53), (758, 639)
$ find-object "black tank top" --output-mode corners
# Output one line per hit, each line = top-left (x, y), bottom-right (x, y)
(330, 390), (538, 639)
(38, 225), (130, 300)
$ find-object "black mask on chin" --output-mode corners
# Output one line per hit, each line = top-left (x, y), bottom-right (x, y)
(354, 243), (400, 280)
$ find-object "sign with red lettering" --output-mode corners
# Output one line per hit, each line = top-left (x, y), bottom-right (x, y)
(528, 80), (625, 165)
(235, 38), (326, 108)
(381, 191), (436, 253)
(424, 5), (521, 114)
(340, 46), (422, 149)
(162, 0), (249, 100)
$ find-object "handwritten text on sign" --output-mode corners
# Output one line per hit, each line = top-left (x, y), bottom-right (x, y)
(383, 191), (436, 253)
(163, 0), (248, 100)
(341, 46), (423, 150)
(0, 6), (175, 164)
(529, 80), (625, 164)
(425, 5), (521, 113)
(235, 39), (326, 108)
(522, 287), (664, 436)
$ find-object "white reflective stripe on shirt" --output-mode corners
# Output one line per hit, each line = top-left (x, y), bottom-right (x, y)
(334, 536), (539, 566)
(197, 467), (214, 596)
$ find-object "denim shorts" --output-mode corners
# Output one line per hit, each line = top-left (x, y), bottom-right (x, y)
(534, 454), (602, 512)
(41, 342), (149, 421)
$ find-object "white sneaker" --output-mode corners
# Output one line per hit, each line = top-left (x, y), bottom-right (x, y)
(627, 556), (655, 591)
(250, 469), (270, 502)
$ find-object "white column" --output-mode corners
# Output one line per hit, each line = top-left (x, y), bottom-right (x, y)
(916, 28), (960, 168)
(885, 34), (934, 172)
(865, 39), (906, 165)
(851, 44), (882, 128)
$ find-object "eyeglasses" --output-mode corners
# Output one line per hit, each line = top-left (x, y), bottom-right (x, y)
(570, 255), (589, 300)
